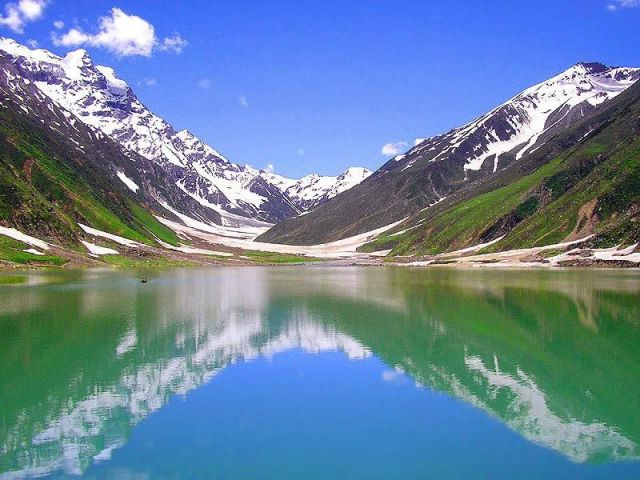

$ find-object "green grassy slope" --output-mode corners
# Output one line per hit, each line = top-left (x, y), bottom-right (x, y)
(487, 138), (640, 252)
(0, 106), (179, 266)
(363, 80), (640, 256)
(0, 235), (65, 266)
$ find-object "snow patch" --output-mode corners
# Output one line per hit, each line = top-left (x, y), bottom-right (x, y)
(96, 66), (128, 95)
(81, 241), (119, 256)
(156, 215), (407, 259)
(158, 202), (270, 240)
(591, 244), (640, 263)
(116, 171), (139, 193)
(0, 226), (49, 250)
(449, 236), (505, 255)
(23, 248), (46, 256)
(78, 224), (140, 247)
(549, 243), (640, 264)
(156, 239), (234, 257)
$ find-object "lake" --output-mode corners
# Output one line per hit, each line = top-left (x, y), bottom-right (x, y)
(1, 267), (639, 479)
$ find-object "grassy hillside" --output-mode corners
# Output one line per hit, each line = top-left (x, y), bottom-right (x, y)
(360, 80), (640, 256)
(0, 105), (180, 266)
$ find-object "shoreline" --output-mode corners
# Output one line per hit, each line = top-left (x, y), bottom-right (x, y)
(2, 255), (640, 273)
(2, 224), (639, 271)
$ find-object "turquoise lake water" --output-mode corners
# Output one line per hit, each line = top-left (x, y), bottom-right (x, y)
(1, 267), (639, 479)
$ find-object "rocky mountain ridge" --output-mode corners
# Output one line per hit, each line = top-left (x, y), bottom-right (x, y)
(0, 37), (370, 232)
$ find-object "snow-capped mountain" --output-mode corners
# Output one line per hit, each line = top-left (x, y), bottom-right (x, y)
(264, 166), (372, 212)
(259, 62), (640, 245)
(397, 62), (640, 176)
(0, 38), (370, 231)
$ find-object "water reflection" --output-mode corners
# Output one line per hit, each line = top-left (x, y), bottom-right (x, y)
(1, 267), (639, 477)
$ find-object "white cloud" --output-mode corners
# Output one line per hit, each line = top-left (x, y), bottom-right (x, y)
(52, 8), (186, 57)
(0, 8), (22, 32)
(197, 78), (212, 89)
(0, 0), (47, 33)
(238, 95), (249, 107)
(381, 141), (408, 157)
(17, 0), (44, 19)
(139, 78), (157, 87)
(265, 163), (274, 173)
(26, 38), (38, 48)
(53, 27), (85, 46)
(159, 33), (187, 54)
(607, 0), (640, 10)
(53, 19), (63, 29)
(297, 148), (305, 156)
(53, 8), (155, 57)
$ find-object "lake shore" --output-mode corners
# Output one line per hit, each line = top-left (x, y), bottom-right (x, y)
(2, 223), (639, 271)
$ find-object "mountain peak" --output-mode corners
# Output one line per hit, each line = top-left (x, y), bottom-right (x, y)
(0, 37), (401, 227)
(0, 36), (58, 63)
(573, 61), (609, 74)
(553, 61), (640, 84)
(339, 166), (372, 181)
(59, 49), (95, 81)
(0, 36), (21, 51)
(343, 166), (370, 174)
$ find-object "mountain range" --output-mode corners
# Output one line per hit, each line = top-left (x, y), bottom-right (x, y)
(0, 36), (639, 266)
(0, 37), (370, 234)
(259, 62), (640, 246)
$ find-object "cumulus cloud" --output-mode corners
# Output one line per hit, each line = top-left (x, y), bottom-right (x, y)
(238, 95), (249, 107)
(158, 33), (187, 54)
(197, 78), (212, 89)
(265, 163), (274, 173)
(53, 19), (63, 29)
(381, 141), (408, 157)
(0, 0), (47, 33)
(607, 0), (640, 10)
(53, 8), (155, 56)
(52, 8), (186, 57)
(26, 38), (38, 48)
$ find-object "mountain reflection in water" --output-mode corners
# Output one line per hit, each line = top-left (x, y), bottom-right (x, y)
(1, 267), (639, 478)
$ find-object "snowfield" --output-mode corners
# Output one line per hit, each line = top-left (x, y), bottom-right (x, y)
(396, 63), (640, 175)
(156, 216), (407, 258)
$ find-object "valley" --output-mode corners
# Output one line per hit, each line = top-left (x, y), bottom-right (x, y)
(2, 4), (640, 479)
(0, 38), (639, 269)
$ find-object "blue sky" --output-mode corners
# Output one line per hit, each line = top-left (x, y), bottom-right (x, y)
(1, 0), (639, 178)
